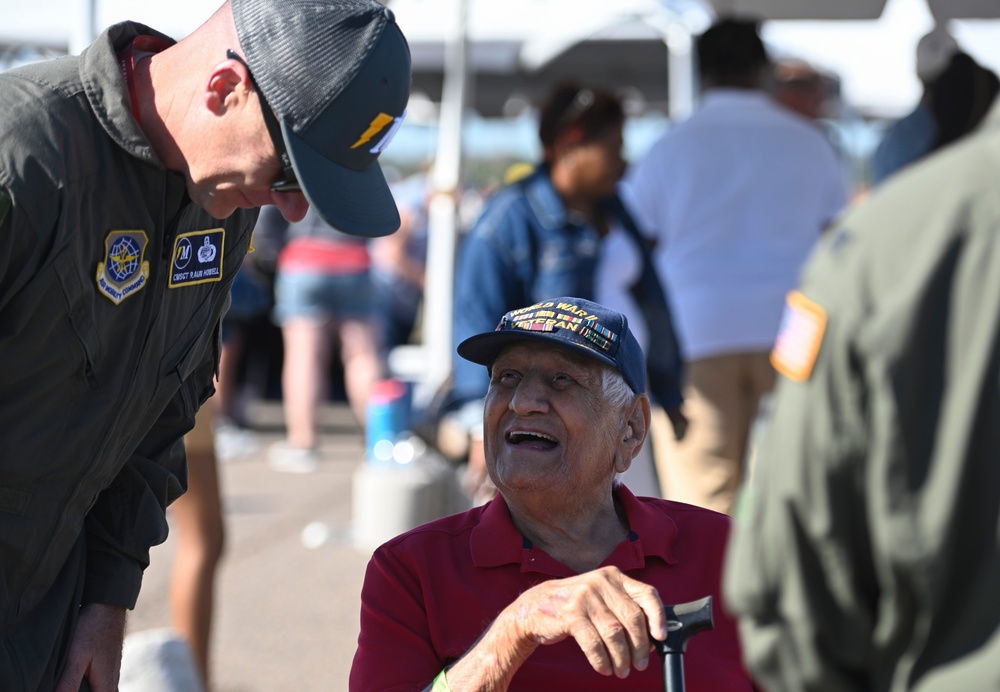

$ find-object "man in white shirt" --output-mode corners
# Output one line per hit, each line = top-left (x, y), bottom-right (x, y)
(625, 17), (847, 515)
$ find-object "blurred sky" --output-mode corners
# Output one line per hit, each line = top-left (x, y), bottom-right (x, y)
(5, 0), (999, 119)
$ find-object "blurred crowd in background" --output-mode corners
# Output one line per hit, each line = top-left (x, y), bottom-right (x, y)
(213, 19), (998, 451)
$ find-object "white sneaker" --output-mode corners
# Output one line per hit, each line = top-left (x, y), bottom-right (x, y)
(268, 441), (320, 474)
(214, 419), (260, 462)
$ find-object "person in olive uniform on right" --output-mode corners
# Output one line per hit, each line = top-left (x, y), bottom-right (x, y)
(724, 99), (1000, 690)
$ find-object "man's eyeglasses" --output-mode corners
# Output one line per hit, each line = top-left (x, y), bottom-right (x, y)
(227, 49), (300, 192)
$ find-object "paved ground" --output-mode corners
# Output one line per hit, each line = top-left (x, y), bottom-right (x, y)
(126, 400), (428, 692)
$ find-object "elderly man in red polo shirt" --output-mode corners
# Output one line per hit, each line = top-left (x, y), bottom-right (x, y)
(350, 297), (752, 691)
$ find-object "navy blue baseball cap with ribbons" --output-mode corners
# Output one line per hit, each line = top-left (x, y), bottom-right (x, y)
(232, 0), (412, 237)
(457, 297), (647, 394)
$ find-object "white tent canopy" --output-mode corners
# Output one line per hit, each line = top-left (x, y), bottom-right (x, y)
(713, 0), (998, 21)
(5, 0), (999, 118)
(391, 0), (1000, 119)
(394, 0), (707, 118)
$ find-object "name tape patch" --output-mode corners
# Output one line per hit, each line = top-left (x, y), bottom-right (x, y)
(771, 290), (828, 382)
(169, 229), (224, 288)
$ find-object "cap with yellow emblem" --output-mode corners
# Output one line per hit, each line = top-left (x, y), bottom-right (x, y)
(232, 0), (411, 237)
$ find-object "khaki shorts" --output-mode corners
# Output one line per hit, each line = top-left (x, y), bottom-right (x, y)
(655, 351), (775, 515)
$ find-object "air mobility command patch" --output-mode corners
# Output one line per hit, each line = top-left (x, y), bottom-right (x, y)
(771, 290), (828, 382)
(169, 229), (224, 288)
(96, 230), (150, 304)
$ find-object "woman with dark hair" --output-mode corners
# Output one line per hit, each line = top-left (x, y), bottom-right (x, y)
(444, 82), (685, 502)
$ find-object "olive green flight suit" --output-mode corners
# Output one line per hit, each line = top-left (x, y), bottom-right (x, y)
(725, 102), (1000, 691)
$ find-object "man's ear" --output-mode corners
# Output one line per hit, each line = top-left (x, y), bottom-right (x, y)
(615, 394), (651, 472)
(627, 394), (651, 448)
(204, 58), (250, 115)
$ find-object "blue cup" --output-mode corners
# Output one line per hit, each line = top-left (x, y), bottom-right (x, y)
(366, 379), (409, 466)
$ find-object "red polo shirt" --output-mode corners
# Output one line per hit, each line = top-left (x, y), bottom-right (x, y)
(349, 486), (753, 690)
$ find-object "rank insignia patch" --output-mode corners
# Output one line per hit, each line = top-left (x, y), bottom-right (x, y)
(169, 229), (225, 288)
(96, 230), (150, 305)
(771, 290), (828, 382)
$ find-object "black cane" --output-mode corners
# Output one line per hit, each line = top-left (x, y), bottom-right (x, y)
(653, 595), (715, 692)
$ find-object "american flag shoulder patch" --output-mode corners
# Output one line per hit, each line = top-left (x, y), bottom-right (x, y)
(771, 290), (828, 382)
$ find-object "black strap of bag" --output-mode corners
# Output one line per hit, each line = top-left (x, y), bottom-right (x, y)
(604, 193), (684, 409)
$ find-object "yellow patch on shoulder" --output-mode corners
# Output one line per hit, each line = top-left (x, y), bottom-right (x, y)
(771, 290), (828, 382)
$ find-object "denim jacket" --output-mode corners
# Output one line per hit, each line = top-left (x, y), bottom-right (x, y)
(449, 166), (683, 411)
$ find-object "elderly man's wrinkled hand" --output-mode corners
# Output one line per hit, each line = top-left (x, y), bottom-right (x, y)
(508, 566), (667, 679)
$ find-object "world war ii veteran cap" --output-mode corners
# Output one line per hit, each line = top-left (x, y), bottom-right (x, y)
(458, 297), (647, 394)
(232, 0), (411, 237)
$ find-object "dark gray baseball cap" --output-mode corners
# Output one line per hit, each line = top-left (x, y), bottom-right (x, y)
(232, 0), (411, 237)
